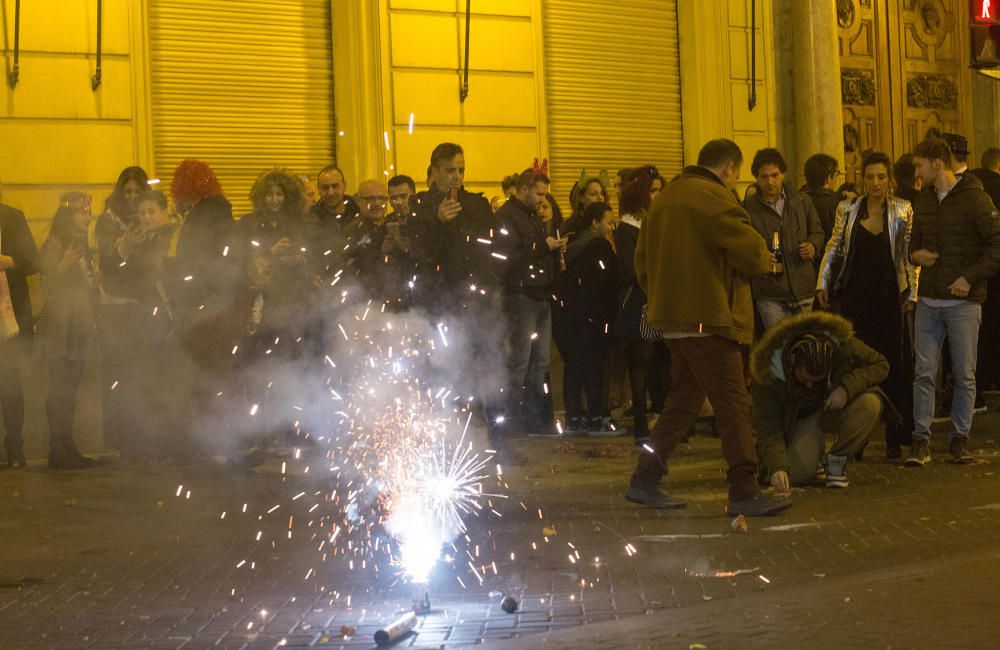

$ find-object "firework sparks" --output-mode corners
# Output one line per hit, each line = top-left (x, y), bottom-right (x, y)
(221, 300), (506, 595)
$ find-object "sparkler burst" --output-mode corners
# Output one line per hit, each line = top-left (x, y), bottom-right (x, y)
(227, 295), (505, 591)
(385, 416), (500, 582)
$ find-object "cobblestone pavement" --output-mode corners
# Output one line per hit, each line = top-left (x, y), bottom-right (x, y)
(3, 413), (1000, 649)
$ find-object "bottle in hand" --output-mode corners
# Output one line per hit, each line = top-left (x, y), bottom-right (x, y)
(770, 231), (784, 275)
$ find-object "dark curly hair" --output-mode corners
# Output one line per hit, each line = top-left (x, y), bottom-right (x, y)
(861, 151), (894, 180)
(618, 165), (661, 216)
(751, 148), (788, 177)
(249, 168), (306, 218)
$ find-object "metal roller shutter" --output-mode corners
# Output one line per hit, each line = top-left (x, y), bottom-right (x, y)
(148, 0), (335, 215)
(542, 0), (683, 206)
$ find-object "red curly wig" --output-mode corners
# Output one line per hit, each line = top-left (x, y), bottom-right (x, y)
(170, 159), (224, 207)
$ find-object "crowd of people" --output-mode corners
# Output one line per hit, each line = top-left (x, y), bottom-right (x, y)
(1, 133), (999, 518)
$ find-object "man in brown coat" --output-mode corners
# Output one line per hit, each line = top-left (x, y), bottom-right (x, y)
(626, 139), (792, 516)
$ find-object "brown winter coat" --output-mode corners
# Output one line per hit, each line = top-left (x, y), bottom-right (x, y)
(635, 166), (772, 345)
(750, 311), (895, 477)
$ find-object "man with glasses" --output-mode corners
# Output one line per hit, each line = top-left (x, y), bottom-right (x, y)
(349, 180), (392, 299)
(357, 180), (389, 227)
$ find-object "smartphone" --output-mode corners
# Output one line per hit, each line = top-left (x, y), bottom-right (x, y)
(449, 187), (458, 202)
(386, 222), (401, 239)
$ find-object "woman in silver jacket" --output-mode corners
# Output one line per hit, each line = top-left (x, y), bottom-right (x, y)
(816, 151), (918, 459)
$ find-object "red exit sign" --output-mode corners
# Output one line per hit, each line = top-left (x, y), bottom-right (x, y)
(974, 0), (1000, 23)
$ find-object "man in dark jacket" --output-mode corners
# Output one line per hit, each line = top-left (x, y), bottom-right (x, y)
(971, 148), (1000, 402)
(0, 202), (39, 468)
(907, 138), (1000, 467)
(411, 145), (499, 309)
(625, 139), (790, 517)
(410, 143), (516, 460)
(744, 148), (825, 329)
(752, 312), (889, 490)
(496, 171), (565, 435)
(800, 153), (841, 245)
(303, 164), (361, 280)
(971, 148), (1000, 208)
(894, 154), (922, 205)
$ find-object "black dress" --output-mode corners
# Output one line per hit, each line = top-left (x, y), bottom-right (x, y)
(838, 206), (913, 446)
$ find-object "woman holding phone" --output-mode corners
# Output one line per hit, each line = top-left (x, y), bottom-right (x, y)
(36, 197), (100, 469)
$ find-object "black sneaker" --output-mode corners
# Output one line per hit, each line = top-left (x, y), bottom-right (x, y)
(904, 439), (931, 467)
(949, 437), (975, 464)
(824, 454), (849, 488)
(6, 449), (26, 469)
(727, 493), (791, 517)
(564, 417), (589, 436)
(625, 486), (686, 509)
(587, 416), (620, 437)
(974, 395), (988, 414)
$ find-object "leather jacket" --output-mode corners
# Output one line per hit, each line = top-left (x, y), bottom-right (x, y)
(817, 194), (918, 302)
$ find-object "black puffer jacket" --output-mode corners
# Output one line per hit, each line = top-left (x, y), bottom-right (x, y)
(496, 197), (553, 300)
(411, 186), (499, 310)
(552, 230), (619, 326)
(910, 173), (1000, 303)
(172, 195), (242, 316)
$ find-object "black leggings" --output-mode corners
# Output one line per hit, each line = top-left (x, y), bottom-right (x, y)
(554, 320), (611, 419)
(624, 339), (653, 436)
(47, 359), (86, 458)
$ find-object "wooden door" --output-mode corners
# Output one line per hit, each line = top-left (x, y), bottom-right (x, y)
(886, 0), (972, 155)
(838, 0), (895, 183)
(837, 0), (972, 185)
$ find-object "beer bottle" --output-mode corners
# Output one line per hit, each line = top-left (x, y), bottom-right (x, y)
(770, 231), (784, 275)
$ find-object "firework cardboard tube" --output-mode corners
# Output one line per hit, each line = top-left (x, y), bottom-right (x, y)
(500, 596), (519, 613)
(411, 583), (431, 613)
(374, 611), (417, 646)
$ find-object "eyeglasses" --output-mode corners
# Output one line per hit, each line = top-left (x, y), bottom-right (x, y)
(359, 195), (389, 205)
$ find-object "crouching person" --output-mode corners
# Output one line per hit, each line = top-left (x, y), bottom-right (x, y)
(751, 312), (896, 490)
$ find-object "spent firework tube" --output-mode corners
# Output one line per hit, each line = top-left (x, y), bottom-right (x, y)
(374, 611), (417, 646)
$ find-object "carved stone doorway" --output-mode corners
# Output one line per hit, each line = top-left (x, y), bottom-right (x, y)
(837, 0), (973, 185)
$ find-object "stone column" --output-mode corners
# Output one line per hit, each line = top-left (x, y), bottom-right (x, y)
(790, 1), (844, 174)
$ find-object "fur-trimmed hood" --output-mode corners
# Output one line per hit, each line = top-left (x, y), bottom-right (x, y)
(749, 311), (855, 385)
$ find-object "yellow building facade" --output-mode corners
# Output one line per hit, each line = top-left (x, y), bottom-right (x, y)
(1, 0), (997, 456)
(2, 0), (783, 228)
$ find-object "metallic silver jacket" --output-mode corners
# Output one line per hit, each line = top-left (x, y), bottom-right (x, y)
(817, 195), (918, 302)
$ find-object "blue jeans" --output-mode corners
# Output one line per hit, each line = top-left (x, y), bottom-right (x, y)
(913, 300), (982, 440)
(757, 298), (813, 330)
(504, 293), (552, 408)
